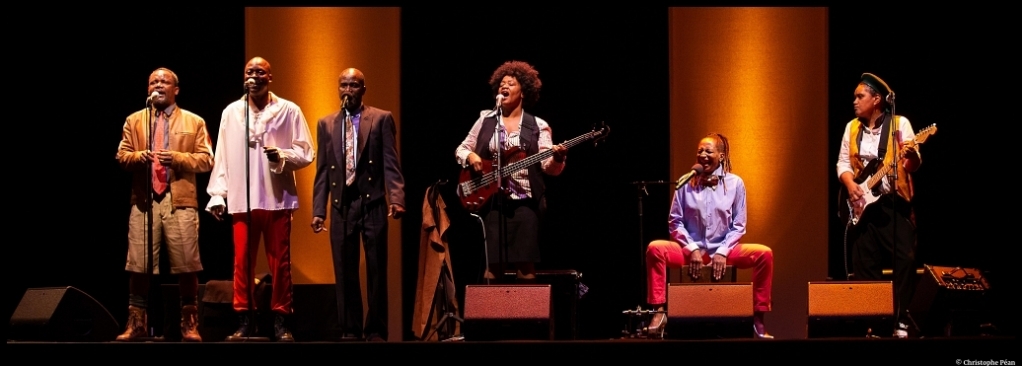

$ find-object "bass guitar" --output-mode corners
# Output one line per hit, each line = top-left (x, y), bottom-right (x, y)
(457, 124), (609, 212)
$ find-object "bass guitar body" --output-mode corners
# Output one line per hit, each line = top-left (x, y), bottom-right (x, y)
(457, 147), (527, 212)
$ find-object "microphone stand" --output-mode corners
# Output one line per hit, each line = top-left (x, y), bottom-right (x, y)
(493, 105), (507, 284)
(144, 97), (158, 340)
(239, 83), (269, 341)
(630, 180), (669, 303)
(887, 97), (907, 332)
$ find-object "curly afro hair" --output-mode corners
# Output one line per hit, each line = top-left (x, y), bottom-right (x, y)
(489, 60), (542, 108)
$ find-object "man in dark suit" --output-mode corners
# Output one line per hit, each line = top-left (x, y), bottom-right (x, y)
(312, 68), (405, 342)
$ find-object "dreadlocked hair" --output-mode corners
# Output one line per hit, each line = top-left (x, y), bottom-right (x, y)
(688, 132), (734, 192)
(706, 132), (732, 174)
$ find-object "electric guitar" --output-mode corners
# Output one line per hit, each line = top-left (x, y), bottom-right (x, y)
(457, 124), (609, 212)
(840, 123), (936, 226)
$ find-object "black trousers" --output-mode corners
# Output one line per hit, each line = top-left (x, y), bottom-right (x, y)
(329, 194), (389, 338)
(850, 194), (917, 321)
(483, 197), (541, 265)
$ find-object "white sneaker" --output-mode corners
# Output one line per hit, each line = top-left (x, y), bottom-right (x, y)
(893, 322), (909, 338)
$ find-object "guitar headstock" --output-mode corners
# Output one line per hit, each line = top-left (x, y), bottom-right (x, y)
(914, 123), (937, 144)
(590, 122), (610, 147)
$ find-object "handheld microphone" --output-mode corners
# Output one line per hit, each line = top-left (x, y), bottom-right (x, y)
(146, 91), (159, 105)
(675, 164), (705, 189)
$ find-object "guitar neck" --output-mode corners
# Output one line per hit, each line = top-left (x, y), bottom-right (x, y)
(866, 160), (896, 189)
(498, 132), (595, 176)
(865, 141), (920, 189)
(858, 123), (935, 193)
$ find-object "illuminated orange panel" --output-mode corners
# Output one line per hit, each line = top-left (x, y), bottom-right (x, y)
(669, 7), (828, 339)
(244, 7), (401, 338)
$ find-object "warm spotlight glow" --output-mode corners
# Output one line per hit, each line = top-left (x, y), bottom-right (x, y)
(245, 6), (401, 284)
(669, 7), (828, 338)
(245, 6), (401, 338)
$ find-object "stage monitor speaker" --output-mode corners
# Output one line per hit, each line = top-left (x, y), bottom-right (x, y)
(807, 281), (894, 338)
(463, 285), (552, 340)
(501, 269), (581, 340)
(9, 286), (120, 342)
(907, 264), (990, 337)
(666, 283), (753, 339)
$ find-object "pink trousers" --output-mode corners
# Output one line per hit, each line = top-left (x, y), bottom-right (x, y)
(232, 209), (293, 314)
(646, 240), (773, 312)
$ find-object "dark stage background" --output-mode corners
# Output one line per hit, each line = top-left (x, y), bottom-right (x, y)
(9, 5), (1013, 340)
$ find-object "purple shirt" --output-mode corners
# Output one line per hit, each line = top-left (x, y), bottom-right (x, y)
(669, 168), (747, 258)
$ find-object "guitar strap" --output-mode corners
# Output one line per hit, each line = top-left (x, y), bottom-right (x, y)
(877, 112), (893, 162)
(854, 112), (893, 165)
(850, 113), (894, 188)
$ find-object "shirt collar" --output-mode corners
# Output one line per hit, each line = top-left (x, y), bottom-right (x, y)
(156, 104), (176, 117)
(344, 104), (364, 117)
(856, 112), (886, 131)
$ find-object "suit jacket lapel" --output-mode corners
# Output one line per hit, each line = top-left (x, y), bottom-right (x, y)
(358, 108), (373, 159)
(332, 112), (346, 166)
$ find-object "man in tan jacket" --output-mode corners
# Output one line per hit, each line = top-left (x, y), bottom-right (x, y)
(115, 67), (213, 341)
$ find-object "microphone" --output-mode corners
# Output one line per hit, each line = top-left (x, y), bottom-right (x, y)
(146, 91), (159, 105)
(493, 94), (504, 111)
(675, 164), (705, 189)
(244, 78), (256, 92)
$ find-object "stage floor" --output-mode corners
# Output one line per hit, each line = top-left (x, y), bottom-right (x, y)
(8, 337), (1016, 363)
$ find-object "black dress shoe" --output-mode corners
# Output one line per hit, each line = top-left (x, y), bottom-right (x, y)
(340, 333), (363, 342)
(274, 314), (295, 342)
(226, 313), (257, 341)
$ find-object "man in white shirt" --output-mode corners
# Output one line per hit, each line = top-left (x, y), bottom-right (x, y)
(206, 57), (315, 342)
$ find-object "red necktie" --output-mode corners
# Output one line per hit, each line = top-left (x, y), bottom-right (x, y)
(152, 111), (168, 195)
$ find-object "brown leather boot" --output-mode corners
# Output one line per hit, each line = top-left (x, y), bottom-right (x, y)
(180, 305), (202, 342)
(115, 306), (147, 341)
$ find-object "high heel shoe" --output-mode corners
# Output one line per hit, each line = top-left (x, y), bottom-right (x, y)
(644, 311), (666, 339)
(753, 325), (774, 339)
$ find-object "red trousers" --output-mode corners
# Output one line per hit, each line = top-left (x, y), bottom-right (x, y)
(232, 209), (293, 314)
(646, 240), (773, 312)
